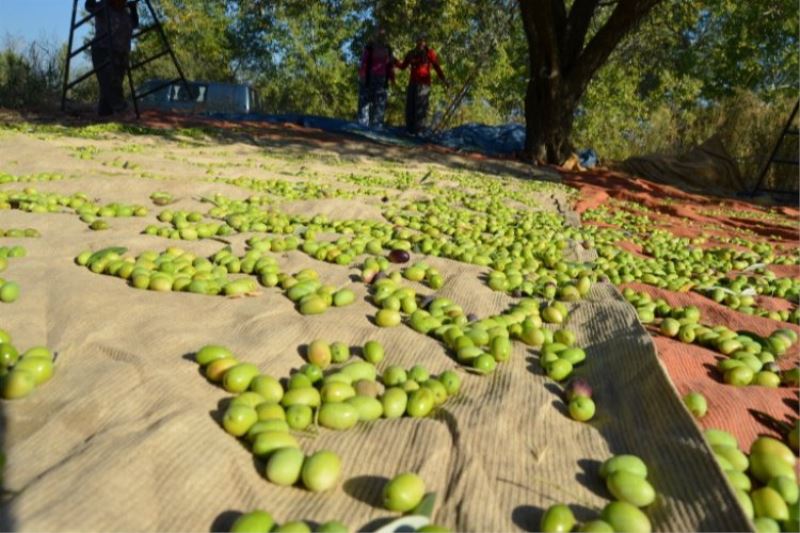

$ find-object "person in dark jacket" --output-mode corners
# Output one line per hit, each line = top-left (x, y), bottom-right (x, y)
(85, 0), (139, 116)
(397, 34), (448, 135)
(357, 27), (396, 129)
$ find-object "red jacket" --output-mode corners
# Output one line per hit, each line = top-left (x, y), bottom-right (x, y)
(398, 47), (445, 86)
(358, 42), (396, 83)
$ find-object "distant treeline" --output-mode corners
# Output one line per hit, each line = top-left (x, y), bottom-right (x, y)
(0, 0), (796, 177)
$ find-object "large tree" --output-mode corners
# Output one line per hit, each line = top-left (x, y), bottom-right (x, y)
(518, 0), (662, 163)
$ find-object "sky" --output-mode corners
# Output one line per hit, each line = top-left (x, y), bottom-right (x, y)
(0, 0), (76, 47)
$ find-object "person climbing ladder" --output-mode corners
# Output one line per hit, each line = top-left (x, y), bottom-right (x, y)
(85, 0), (139, 117)
(398, 34), (448, 135)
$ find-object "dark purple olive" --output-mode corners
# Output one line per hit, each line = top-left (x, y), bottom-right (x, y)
(420, 294), (437, 309)
(388, 249), (410, 263)
(565, 378), (592, 401)
(466, 313), (478, 323)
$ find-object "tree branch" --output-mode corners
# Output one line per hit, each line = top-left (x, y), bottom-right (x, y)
(567, 0), (662, 93)
(563, 0), (600, 69)
(526, 0), (567, 82)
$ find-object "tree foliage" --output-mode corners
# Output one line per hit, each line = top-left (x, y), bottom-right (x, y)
(2, 0), (796, 166)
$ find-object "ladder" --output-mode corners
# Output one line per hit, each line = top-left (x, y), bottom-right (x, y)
(61, 0), (190, 118)
(751, 99), (799, 196)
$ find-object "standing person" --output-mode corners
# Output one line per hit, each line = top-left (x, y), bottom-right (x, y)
(85, 0), (139, 117)
(357, 27), (396, 129)
(397, 34), (448, 135)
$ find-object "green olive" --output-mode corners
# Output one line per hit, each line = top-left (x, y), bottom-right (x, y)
(751, 487), (789, 521)
(196, 344), (233, 366)
(540, 504), (575, 533)
(683, 391), (707, 418)
(579, 520), (614, 532)
(381, 387), (408, 419)
(0, 343), (19, 368)
(285, 405), (313, 430)
(299, 295), (328, 315)
(256, 402), (286, 421)
(383, 472), (425, 512)
(750, 437), (796, 466)
(600, 501), (651, 533)
(320, 382), (356, 403)
(600, 455), (648, 479)
(490, 336), (511, 361)
(333, 288), (356, 307)
(301, 450), (341, 492)
(280, 387), (321, 408)
(14, 357), (53, 386)
(230, 392), (265, 409)
(346, 395), (383, 421)
(266, 447), (305, 486)
(606, 470), (656, 507)
(546, 359), (573, 381)
(406, 388), (435, 417)
(341, 361), (376, 382)
(250, 375), (284, 403)
(438, 370), (461, 396)
(383, 366), (407, 386)
(252, 431), (299, 457)
(0, 282), (20, 303)
(230, 510), (274, 533)
(2, 369), (36, 399)
(330, 342), (350, 364)
(223, 363), (261, 393)
(318, 402), (359, 430)
(753, 517), (780, 533)
(317, 521), (349, 533)
(307, 340), (332, 369)
(274, 521), (311, 533)
(376, 309), (402, 327)
(704, 429), (738, 449)
(711, 444), (748, 472)
(223, 405), (258, 437)
(363, 340), (384, 364)
(247, 419), (290, 441)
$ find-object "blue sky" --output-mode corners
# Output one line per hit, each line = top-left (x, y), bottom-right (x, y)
(0, 0), (77, 47)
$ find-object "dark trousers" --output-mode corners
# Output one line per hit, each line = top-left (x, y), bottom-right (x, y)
(357, 77), (388, 127)
(91, 46), (130, 116)
(405, 83), (430, 134)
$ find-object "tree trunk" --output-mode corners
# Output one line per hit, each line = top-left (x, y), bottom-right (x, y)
(524, 75), (579, 163)
(518, 0), (663, 164)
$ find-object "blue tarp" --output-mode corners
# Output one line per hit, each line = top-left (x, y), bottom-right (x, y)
(206, 112), (526, 156)
(206, 112), (597, 163)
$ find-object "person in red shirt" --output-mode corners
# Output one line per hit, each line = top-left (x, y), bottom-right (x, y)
(357, 27), (396, 129)
(397, 34), (448, 135)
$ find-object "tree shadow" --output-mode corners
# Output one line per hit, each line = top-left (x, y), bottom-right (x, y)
(511, 504), (543, 531)
(358, 516), (396, 533)
(550, 399), (570, 419)
(576, 459), (607, 499)
(4, 110), (560, 185)
(209, 510), (243, 533)
(343, 475), (389, 508)
(702, 363), (719, 381)
(783, 397), (798, 414)
(543, 382), (562, 399)
(296, 343), (309, 361)
(748, 408), (791, 435)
